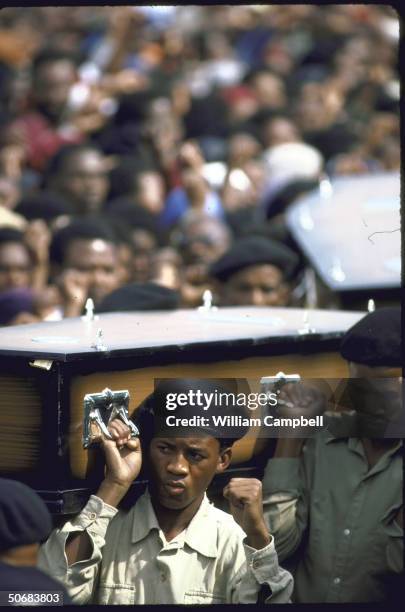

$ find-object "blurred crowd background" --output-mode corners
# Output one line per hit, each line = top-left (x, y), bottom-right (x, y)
(0, 5), (400, 326)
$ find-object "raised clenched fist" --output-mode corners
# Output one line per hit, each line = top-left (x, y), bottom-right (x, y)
(223, 478), (271, 550)
(101, 418), (142, 490)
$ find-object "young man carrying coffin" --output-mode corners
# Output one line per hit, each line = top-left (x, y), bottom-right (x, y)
(262, 307), (403, 603)
(39, 380), (293, 604)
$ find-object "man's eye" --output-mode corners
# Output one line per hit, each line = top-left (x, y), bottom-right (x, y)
(236, 284), (252, 292)
(157, 445), (170, 454)
(188, 451), (204, 461)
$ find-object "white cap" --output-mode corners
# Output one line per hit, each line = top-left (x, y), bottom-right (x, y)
(263, 142), (324, 184)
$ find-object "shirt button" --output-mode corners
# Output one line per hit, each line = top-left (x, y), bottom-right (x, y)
(333, 577), (341, 585)
(343, 529), (351, 536)
(252, 560), (262, 569)
(89, 513), (97, 520)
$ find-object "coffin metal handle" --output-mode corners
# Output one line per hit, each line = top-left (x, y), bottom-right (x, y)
(82, 388), (139, 449)
(260, 372), (301, 392)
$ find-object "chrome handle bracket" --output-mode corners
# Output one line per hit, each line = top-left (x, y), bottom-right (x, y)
(82, 387), (139, 449)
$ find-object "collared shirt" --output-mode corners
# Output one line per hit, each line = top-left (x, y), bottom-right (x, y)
(38, 489), (293, 605)
(262, 432), (403, 603)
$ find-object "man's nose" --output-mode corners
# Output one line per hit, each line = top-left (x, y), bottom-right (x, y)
(251, 288), (266, 306)
(167, 453), (189, 475)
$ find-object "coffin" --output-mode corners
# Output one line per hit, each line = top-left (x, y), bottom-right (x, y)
(0, 306), (364, 514)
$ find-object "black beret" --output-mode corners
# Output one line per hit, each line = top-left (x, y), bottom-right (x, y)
(264, 178), (319, 220)
(97, 282), (180, 313)
(0, 479), (52, 551)
(149, 379), (250, 442)
(133, 379), (251, 447)
(340, 307), (401, 367)
(0, 561), (73, 606)
(0, 563), (72, 603)
(210, 236), (298, 282)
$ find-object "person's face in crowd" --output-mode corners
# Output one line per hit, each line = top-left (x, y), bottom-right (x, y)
(262, 39), (295, 76)
(251, 72), (286, 109)
(220, 264), (290, 307)
(62, 238), (120, 304)
(32, 59), (76, 123)
(295, 82), (343, 131)
(263, 118), (300, 149)
(180, 217), (231, 267)
(148, 436), (231, 512)
(136, 171), (165, 215)
(53, 150), (109, 215)
(131, 229), (157, 282)
(347, 362), (403, 437)
(229, 91), (259, 123)
(0, 243), (32, 293)
(228, 133), (261, 167)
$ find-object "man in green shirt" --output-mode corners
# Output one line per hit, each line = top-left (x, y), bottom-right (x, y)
(262, 307), (403, 602)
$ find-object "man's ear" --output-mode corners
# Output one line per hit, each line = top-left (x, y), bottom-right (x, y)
(216, 447), (232, 474)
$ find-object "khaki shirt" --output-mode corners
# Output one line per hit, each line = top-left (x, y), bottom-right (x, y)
(262, 432), (403, 602)
(39, 489), (293, 605)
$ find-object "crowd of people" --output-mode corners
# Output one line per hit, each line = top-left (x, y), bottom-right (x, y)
(0, 5), (400, 325)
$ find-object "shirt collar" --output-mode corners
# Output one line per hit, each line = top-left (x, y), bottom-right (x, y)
(131, 490), (218, 558)
(324, 431), (403, 463)
(325, 431), (403, 451)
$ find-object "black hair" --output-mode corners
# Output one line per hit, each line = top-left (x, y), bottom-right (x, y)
(265, 178), (320, 220)
(107, 156), (159, 201)
(49, 218), (118, 265)
(114, 91), (155, 126)
(105, 199), (167, 246)
(43, 143), (103, 186)
(100, 215), (135, 252)
(32, 49), (78, 76)
(0, 228), (32, 264)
